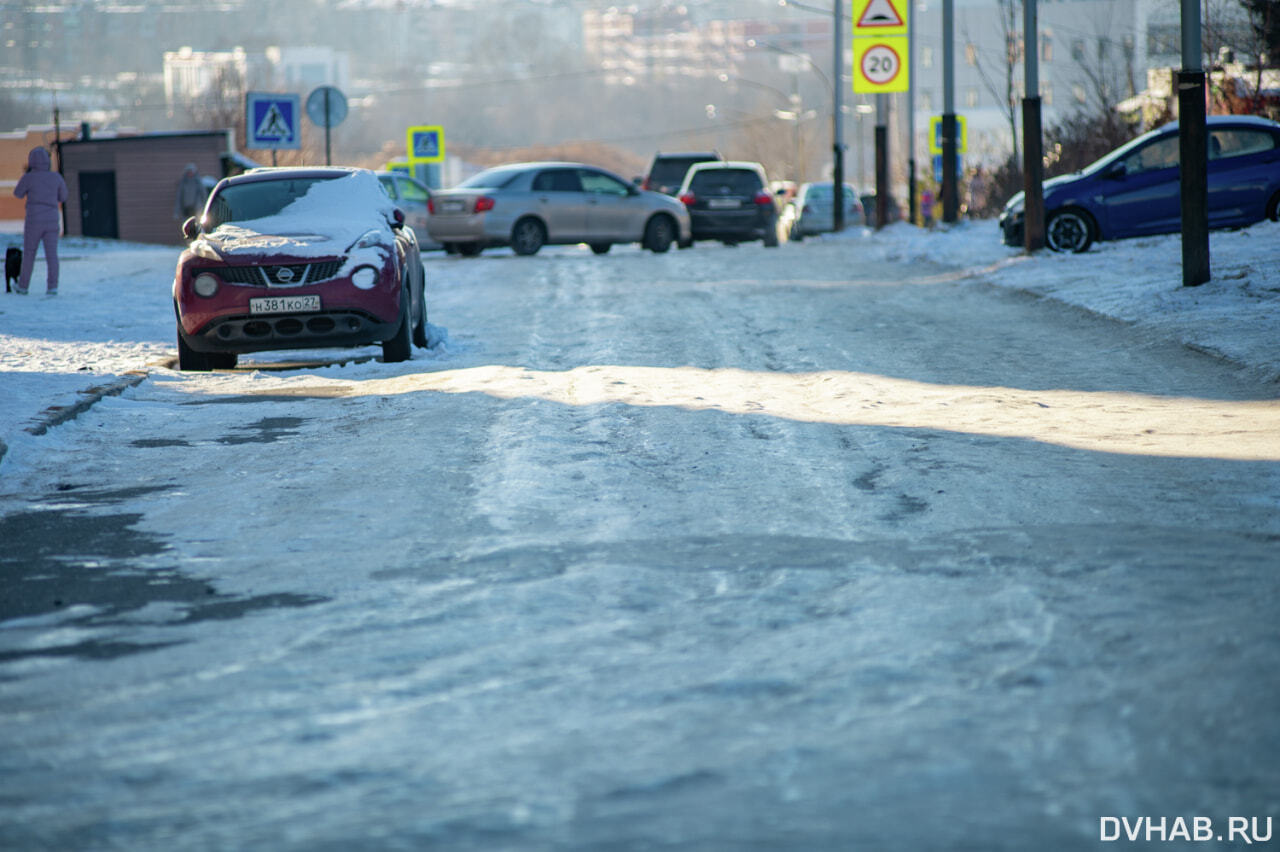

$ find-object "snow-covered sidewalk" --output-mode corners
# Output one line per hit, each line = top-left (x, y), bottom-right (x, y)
(2, 221), (1277, 466)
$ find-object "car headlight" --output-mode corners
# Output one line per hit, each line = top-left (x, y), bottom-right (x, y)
(353, 229), (386, 250)
(351, 266), (378, 290)
(193, 272), (219, 298)
(1004, 191), (1026, 216)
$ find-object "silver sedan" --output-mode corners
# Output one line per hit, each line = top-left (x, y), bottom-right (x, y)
(426, 162), (692, 257)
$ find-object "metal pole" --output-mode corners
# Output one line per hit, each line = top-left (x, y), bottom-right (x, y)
(941, 0), (959, 222)
(1180, 0), (1210, 286)
(907, 0), (917, 226)
(324, 88), (332, 166)
(875, 93), (889, 229)
(1022, 0), (1045, 250)
(833, 0), (845, 232)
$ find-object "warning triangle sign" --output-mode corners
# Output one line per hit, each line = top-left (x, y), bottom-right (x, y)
(856, 0), (904, 28)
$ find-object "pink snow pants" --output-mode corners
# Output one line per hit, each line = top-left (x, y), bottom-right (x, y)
(19, 216), (60, 293)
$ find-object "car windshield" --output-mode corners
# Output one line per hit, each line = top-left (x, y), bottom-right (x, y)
(457, 166), (526, 190)
(689, 169), (763, 195)
(206, 177), (339, 227)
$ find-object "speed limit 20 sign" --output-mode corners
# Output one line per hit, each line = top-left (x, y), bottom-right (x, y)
(854, 38), (909, 93)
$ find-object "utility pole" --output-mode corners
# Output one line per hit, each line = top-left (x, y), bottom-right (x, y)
(1022, 0), (1045, 250)
(907, 0), (917, 226)
(941, 0), (959, 222)
(833, 0), (846, 232)
(1180, 0), (1210, 286)
(875, 93), (889, 229)
(53, 94), (67, 236)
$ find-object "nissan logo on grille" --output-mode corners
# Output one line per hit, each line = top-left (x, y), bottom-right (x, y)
(274, 267), (295, 283)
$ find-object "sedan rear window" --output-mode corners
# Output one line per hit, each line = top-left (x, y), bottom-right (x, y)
(688, 169), (763, 196)
(1210, 129), (1277, 159)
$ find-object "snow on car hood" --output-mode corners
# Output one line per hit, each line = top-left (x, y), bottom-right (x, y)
(197, 172), (398, 260)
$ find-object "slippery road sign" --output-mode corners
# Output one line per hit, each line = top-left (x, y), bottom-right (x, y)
(246, 92), (301, 150)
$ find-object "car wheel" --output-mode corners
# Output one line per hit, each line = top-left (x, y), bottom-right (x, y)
(763, 223), (779, 248)
(511, 218), (545, 256)
(382, 284), (413, 363)
(1045, 208), (1095, 253)
(176, 326), (211, 372)
(457, 242), (483, 257)
(644, 215), (675, 253)
(1267, 190), (1280, 222)
(208, 352), (237, 369)
(589, 242), (612, 255)
(790, 225), (804, 243)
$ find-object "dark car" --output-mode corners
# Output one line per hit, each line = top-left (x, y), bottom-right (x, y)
(174, 167), (428, 370)
(642, 151), (723, 195)
(677, 161), (780, 247)
(1000, 114), (1280, 252)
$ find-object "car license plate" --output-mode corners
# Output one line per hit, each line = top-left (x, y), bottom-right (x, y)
(249, 295), (320, 315)
(707, 198), (741, 209)
(441, 200), (467, 213)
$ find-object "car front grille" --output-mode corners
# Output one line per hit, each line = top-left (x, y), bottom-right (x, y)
(217, 260), (344, 287)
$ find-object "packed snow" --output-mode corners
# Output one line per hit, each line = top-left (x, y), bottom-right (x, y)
(2, 217), (1277, 464)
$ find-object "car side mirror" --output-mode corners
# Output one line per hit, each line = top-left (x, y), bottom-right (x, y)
(391, 208), (406, 229)
(626, 184), (640, 196)
(182, 216), (200, 241)
(1105, 162), (1127, 180)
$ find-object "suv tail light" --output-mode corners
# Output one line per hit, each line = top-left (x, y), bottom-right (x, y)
(753, 192), (774, 206)
(427, 198), (435, 214)
(679, 193), (695, 206)
(474, 196), (496, 213)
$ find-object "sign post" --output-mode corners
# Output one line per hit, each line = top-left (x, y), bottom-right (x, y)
(246, 92), (301, 166)
(306, 85), (348, 166)
(853, 0), (909, 230)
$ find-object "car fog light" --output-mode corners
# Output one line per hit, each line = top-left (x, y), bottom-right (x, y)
(351, 266), (378, 290)
(193, 273), (219, 298)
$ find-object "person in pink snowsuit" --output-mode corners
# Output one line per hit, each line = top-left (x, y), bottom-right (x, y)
(13, 146), (69, 295)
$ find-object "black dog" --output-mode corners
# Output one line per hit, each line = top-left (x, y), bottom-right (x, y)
(4, 247), (20, 293)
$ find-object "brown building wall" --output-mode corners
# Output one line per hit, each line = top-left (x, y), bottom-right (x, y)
(1, 127), (80, 222)
(61, 132), (232, 245)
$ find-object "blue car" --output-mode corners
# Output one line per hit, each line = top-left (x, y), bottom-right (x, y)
(1000, 115), (1280, 252)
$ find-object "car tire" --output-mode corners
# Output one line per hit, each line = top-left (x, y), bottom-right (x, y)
(1045, 208), (1096, 253)
(457, 242), (483, 257)
(763, 223), (779, 248)
(512, 218), (546, 256)
(1267, 190), (1280, 222)
(643, 215), (675, 253)
(176, 326), (211, 372)
(208, 352), (237, 369)
(589, 243), (612, 255)
(790, 226), (804, 243)
(382, 284), (413, 363)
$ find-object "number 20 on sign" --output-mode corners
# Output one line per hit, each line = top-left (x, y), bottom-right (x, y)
(853, 37), (909, 93)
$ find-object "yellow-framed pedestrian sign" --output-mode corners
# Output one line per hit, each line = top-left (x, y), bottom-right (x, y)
(852, 0), (909, 93)
(928, 115), (968, 154)
(406, 125), (445, 163)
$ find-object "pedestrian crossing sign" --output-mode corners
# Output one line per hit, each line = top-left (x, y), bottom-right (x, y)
(407, 126), (446, 164)
(246, 92), (301, 150)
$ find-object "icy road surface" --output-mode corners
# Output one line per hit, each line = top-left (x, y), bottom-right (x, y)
(2, 239), (1278, 850)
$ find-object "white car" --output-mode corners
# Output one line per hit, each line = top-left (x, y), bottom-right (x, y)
(426, 162), (692, 257)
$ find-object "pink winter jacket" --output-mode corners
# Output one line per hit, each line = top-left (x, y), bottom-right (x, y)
(14, 147), (69, 227)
